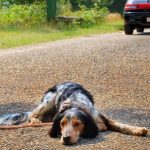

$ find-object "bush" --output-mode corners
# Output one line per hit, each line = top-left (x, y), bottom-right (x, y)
(0, 0), (44, 6)
(73, 6), (109, 27)
(56, 5), (109, 29)
(0, 3), (46, 26)
(57, 0), (72, 16)
(0, 1), (109, 29)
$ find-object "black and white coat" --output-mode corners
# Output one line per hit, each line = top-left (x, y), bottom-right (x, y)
(30, 82), (100, 123)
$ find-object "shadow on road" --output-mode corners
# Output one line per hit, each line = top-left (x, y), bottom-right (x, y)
(0, 102), (35, 115)
(134, 31), (150, 36)
(104, 107), (150, 129)
(72, 132), (111, 147)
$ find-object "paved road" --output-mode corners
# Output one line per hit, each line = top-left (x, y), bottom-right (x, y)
(0, 31), (150, 150)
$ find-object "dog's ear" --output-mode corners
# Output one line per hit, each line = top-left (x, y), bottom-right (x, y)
(81, 114), (98, 138)
(48, 112), (64, 138)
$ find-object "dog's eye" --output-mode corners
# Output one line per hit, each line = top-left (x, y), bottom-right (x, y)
(60, 118), (68, 128)
(61, 122), (65, 127)
(73, 122), (81, 127)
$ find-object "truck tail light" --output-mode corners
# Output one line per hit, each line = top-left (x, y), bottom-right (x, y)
(125, 4), (138, 11)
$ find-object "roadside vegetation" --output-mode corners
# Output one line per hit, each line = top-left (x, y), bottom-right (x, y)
(0, 0), (124, 49)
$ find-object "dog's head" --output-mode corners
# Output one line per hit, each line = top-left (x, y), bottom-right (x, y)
(49, 108), (98, 145)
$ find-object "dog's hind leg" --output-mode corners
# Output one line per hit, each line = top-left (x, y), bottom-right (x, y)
(0, 112), (31, 126)
(90, 109), (107, 131)
(100, 115), (148, 136)
(29, 92), (56, 123)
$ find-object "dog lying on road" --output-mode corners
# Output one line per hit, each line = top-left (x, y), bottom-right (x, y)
(0, 82), (148, 145)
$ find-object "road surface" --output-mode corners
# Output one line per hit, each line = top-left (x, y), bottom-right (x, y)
(0, 30), (150, 150)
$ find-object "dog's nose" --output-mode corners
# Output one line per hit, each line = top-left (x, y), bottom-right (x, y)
(63, 136), (71, 143)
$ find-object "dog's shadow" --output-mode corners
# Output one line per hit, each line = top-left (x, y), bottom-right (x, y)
(104, 107), (150, 129)
(0, 102), (35, 115)
(72, 131), (111, 146)
(0, 103), (150, 146)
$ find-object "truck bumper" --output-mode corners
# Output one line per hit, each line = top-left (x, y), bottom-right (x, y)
(124, 12), (150, 27)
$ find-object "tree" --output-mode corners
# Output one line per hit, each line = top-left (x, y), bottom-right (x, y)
(69, 0), (94, 10)
(108, 0), (127, 14)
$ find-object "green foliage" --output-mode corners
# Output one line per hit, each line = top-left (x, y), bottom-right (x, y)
(58, 0), (111, 11)
(67, 0), (126, 14)
(0, 0), (126, 14)
(0, 0), (125, 30)
(57, 0), (72, 15)
(55, 5), (109, 30)
(69, 0), (94, 10)
(108, 0), (127, 14)
(97, 0), (113, 7)
(0, 3), (46, 26)
(0, 0), (109, 28)
(0, 0), (44, 5)
(73, 6), (109, 27)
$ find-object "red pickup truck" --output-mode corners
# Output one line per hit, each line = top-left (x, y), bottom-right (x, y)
(124, 0), (150, 34)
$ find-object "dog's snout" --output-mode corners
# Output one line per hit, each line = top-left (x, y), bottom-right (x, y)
(63, 136), (71, 144)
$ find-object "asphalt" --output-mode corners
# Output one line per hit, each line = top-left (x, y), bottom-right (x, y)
(0, 30), (150, 150)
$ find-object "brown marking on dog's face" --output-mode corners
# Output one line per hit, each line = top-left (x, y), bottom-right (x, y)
(60, 116), (84, 145)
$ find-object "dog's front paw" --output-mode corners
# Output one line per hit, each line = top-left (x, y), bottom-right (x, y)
(28, 117), (42, 125)
(59, 103), (71, 113)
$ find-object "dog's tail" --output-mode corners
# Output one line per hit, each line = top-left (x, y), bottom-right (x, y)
(101, 115), (148, 136)
(0, 112), (31, 126)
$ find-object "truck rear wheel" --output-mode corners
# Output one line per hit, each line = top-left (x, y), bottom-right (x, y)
(124, 24), (134, 35)
(136, 27), (144, 33)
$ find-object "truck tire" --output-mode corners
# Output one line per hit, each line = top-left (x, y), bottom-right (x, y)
(136, 27), (144, 33)
(124, 24), (134, 35)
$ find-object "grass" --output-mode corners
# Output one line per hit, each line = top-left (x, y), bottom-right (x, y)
(0, 15), (123, 49)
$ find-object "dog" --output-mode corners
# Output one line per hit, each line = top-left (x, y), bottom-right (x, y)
(0, 82), (148, 145)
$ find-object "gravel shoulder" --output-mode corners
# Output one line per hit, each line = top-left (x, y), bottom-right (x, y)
(0, 31), (150, 150)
